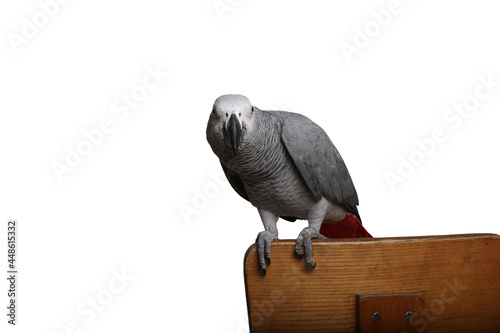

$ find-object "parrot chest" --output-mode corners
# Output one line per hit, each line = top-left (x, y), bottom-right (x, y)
(246, 179), (315, 219)
(235, 151), (317, 219)
(219, 126), (317, 219)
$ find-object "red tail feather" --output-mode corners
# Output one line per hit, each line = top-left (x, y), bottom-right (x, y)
(319, 215), (372, 238)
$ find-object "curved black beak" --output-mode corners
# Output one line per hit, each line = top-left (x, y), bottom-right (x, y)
(223, 113), (243, 156)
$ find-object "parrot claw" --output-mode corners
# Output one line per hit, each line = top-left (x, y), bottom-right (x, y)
(307, 262), (317, 270)
(295, 227), (326, 270)
(256, 230), (278, 275)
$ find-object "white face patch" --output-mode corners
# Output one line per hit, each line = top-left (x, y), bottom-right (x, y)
(214, 95), (251, 115)
(212, 94), (256, 133)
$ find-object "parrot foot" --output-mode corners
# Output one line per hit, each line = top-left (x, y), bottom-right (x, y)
(295, 227), (327, 269)
(256, 230), (278, 275)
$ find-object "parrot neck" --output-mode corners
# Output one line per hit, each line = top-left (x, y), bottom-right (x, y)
(220, 111), (286, 182)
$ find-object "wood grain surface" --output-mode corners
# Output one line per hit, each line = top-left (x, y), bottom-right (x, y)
(244, 234), (500, 332)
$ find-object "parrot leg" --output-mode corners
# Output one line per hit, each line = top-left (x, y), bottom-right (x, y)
(256, 209), (279, 275)
(295, 227), (327, 269)
(295, 200), (329, 269)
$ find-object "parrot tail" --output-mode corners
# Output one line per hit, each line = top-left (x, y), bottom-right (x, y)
(319, 214), (373, 238)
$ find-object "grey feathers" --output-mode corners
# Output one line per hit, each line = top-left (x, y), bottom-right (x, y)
(278, 112), (360, 220)
(206, 95), (360, 222)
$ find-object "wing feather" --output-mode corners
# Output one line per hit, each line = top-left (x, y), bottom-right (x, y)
(220, 162), (249, 201)
(277, 112), (361, 220)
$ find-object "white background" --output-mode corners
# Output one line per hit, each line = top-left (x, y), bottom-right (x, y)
(1, 0), (500, 332)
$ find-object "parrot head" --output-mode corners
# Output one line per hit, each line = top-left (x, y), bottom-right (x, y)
(207, 94), (256, 156)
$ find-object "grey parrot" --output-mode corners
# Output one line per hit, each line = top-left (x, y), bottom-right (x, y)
(206, 94), (371, 274)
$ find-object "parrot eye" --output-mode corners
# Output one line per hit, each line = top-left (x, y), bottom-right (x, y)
(212, 108), (216, 116)
(251, 106), (254, 114)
